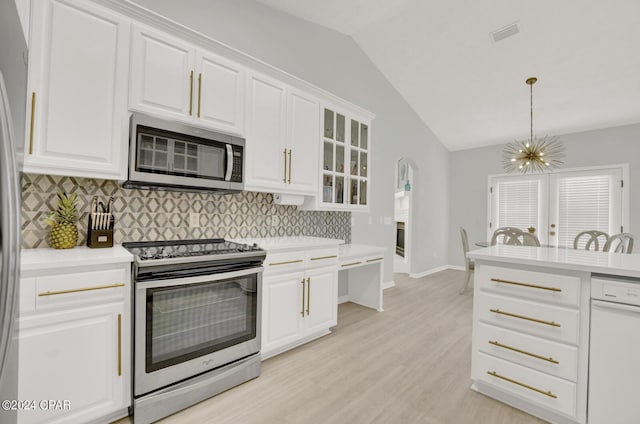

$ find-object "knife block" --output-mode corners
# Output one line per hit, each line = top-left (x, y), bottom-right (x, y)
(87, 215), (114, 248)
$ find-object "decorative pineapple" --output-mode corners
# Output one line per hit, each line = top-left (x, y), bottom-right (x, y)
(44, 192), (79, 249)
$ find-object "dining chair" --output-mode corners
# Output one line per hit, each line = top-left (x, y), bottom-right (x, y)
(491, 227), (541, 247)
(459, 227), (474, 294)
(603, 233), (634, 253)
(573, 230), (609, 251)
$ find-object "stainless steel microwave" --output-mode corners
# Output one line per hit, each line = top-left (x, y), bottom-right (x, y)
(124, 113), (244, 193)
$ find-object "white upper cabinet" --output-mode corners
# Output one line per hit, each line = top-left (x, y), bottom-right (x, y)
(24, 0), (130, 180)
(130, 25), (245, 135)
(302, 104), (371, 211)
(245, 72), (319, 196)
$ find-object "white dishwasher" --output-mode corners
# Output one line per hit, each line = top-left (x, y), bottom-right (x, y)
(589, 276), (640, 424)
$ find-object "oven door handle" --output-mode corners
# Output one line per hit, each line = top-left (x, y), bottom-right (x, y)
(136, 266), (263, 290)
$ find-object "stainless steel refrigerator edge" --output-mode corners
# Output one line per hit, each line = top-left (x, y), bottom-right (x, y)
(0, 1), (28, 422)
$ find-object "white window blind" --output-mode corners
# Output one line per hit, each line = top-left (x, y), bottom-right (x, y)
(496, 180), (540, 231)
(558, 175), (612, 248)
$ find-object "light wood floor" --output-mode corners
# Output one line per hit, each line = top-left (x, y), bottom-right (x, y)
(117, 270), (546, 424)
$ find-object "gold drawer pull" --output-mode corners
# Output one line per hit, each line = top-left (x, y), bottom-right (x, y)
(341, 261), (362, 267)
(489, 308), (560, 327)
(38, 283), (125, 297)
(269, 259), (303, 266)
(29, 92), (36, 154)
(366, 257), (384, 263)
(310, 255), (337, 261)
(487, 371), (557, 399)
(188, 70), (194, 116)
(300, 278), (305, 317)
(491, 278), (562, 292)
(489, 340), (559, 364)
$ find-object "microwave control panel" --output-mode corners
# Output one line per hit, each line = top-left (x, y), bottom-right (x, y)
(230, 146), (243, 182)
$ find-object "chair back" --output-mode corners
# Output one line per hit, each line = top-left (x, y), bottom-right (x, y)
(603, 233), (634, 254)
(573, 230), (609, 251)
(460, 227), (471, 269)
(491, 227), (540, 247)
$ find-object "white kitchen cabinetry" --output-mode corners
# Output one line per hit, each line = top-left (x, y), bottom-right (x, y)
(19, 250), (132, 424)
(24, 0), (130, 180)
(245, 72), (319, 196)
(261, 247), (338, 358)
(471, 264), (589, 424)
(302, 105), (370, 211)
(130, 25), (245, 135)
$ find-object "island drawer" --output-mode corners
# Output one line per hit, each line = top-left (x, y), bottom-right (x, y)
(477, 322), (578, 381)
(477, 265), (581, 307)
(477, 292), (579, 345)
(475, 352), (577, 418)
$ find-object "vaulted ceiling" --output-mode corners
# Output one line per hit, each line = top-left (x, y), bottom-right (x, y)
(256, 0), (640, 151)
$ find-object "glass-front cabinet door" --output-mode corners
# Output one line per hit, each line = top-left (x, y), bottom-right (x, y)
(320, 106), (370, 210)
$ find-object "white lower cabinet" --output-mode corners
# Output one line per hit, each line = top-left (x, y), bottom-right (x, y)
(261, 246), (338, 359)
(18, 260), (131, 424)
(471, 263), (589, 424)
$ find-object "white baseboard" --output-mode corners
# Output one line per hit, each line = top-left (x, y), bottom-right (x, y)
(382, 280), (395, 290)
(337, 295), (349, 304)
(409, 264), (467, 278)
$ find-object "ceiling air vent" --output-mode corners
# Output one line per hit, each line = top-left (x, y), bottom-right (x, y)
(490, 22), (520, 43)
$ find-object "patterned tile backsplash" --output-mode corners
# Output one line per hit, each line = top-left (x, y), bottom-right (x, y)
(21, 174), (351, 249)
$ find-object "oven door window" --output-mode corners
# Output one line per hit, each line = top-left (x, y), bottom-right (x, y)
(136, 129), (227, 180)
(145, 275), (257, 372)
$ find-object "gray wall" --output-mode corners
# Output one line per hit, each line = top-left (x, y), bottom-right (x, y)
(132, 0), (452, 280)
(449, 123), (640, 267)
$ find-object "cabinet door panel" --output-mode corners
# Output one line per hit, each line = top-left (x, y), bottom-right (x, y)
(305, 269), (337, 334)
(245, 73), (287, 191)
(130, 26), (194, 120)
(262, 274), (304, 354)
(18, 304), (124, 424)
(25, 0), (129, 179)
(288, 91), (319, 194)
(197, 52), (244, 134)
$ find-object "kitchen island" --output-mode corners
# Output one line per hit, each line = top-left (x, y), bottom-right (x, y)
(467, 245), (640, 424)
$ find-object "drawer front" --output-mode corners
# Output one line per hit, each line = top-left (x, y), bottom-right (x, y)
(476, 352), (577, 418)
(264, 251), (306, 274)
(477, 322), (578, 381)
(36, 268), (126, 311)
(477, 265), (581, 307)
(477, 292), (579, 345)
(305, 247), (339, 269)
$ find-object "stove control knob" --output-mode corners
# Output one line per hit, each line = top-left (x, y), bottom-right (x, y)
(160, 247), (169, 258)
(252, 243), (259, 248)
(141, 248), (153, 259)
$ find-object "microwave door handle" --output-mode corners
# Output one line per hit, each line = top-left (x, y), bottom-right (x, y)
(225, 144), (233, 181)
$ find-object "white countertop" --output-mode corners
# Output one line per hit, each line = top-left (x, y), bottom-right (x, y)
(21, 245), (133, 272)
(231, 236), (344, 252)
(338, 244), (386, 261)
(468, 245), (640, 278)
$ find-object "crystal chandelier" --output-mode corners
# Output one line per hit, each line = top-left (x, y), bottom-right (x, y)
(502, 77), (564, 173)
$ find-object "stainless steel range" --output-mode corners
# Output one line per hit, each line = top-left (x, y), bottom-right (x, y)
(123, 239), (265, 424)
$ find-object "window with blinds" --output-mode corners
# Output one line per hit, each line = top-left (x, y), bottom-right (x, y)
(496, 179), (540, 231)
(558, 175), (611, 248)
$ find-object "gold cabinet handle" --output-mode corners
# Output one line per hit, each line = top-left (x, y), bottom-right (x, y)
(38, 283), (125, 297)
(341, 261), (362, 268)
(29, 92), (36, 154)
(300, 278), (305, 317)
(197, 72), (202, 118)
(310, 255), (337, 261)
(288, 149), (292, 184)
(283, 149), (287, 183)
(488, 340), (559, 364)
(489, 308), (560, 327)
(491, 278), (562, 292)
(268, 259), (303, 266)
(117, 314), (122, 376)
(366, 257), (384, 263)
(306, 277), (310, 315)
(188, 71), (194, 116)
(487, 371), (557, 399)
